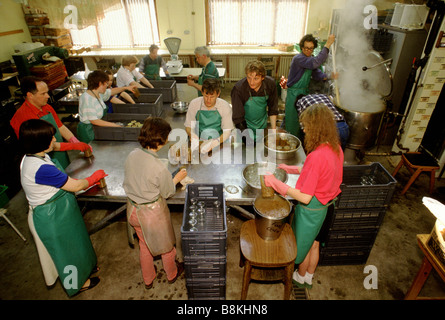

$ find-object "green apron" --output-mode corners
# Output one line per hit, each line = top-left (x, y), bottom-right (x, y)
(196, 101), (222, 140)
(32, 158), (97, 296)
(285, 69), (312, 139)
(144, 63), (161, 80)
(40, 112), (70, 169)
(291, 196), (333, 264)
(77, 91), (107, 144)
(244, 90), (268, 141)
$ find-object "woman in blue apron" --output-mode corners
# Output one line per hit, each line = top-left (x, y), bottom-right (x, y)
(265, 103), (344, 289)
(20, 119), (107, 296)
(284, 34), (336, 139)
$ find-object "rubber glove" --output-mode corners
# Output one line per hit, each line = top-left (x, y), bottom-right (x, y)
(84, 170), (107, 189)
(264, 174), (290, 197)
(59, 142), (92, 153)
(200, 138), (219, 154)
(69, 136), (80, 143)
(278, 163), (301, 174)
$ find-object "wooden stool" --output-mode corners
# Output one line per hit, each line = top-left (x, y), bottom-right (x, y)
(404, 234), (445, 300)
(392, 151), (440, 195)
(239, 220), (297, 300)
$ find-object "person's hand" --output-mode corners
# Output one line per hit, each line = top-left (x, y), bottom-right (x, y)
(264, 174), (289, 197)
(127, 85), (138, 93)
(187, 77), (195, 87)
(173, 169), (187, 184)
(85, 170), (107, 189)
(325, 34), (335, 48)
(59, 142), (92, 153)
(200, 138), (219, 154)
(69, 136), (80, 144)
(277, 163), (301, 174)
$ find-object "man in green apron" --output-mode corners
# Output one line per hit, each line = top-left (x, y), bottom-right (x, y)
(184, 79), (233, 154)
(231, 60), (278, 141)
(140, 44), (171, 80)
(187, 46), (219, 97)
(284, 34), (336, 139)
(10, 76), (91, 169)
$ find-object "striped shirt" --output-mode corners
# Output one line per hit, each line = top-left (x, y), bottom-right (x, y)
(296, 94), (344, 122)
(78, 89), (111, 124)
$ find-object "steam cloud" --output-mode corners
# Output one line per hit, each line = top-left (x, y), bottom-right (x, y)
(334, 0), (387, 113)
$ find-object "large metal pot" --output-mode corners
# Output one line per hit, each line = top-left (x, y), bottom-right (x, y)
(264, 132), (302, 160)
(253, 194), (292, 241)
(242, 162), (288, 190)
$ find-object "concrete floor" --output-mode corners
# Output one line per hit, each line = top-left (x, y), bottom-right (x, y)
(1, 83), (445, 301)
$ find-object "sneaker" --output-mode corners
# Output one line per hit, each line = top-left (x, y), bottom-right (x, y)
(292, 271), (305, 288)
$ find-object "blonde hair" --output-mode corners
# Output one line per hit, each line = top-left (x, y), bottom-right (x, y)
(121, 55), (139, 67)
(299, 103), (341, 155)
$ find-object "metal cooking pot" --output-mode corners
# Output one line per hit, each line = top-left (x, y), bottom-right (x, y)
(264, 132), (301, 160)
(242, 162), (288, 190)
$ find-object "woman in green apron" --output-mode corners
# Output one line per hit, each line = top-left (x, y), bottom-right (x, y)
(284, 34), (336, 139)
(19, 119), (107, 296)
(265, 104), (344, 289)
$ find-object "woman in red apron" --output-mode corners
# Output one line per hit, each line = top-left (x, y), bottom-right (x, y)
(123, 117), (188, 289)
(265, 104), (344, 289)
(19, 119), (107, 297)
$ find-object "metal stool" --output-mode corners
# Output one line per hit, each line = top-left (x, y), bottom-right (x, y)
(239, 220), (297, 300)
(392, 149), (440, 195)
(0, 208), (27, 242)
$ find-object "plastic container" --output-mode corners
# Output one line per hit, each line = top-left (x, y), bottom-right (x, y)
(113, 93), (163, 116)
(186, 277), (226, 300)
(329, 207), (387, 231)
(336, 163), (397, 209)
(139, 80), (177, 103)
(319, 246), (371, 266)
(182, 233), (227, 257)
(323, 229), (379, 248)
(93, 113), (148, 141)
(184, 256), (226, 280)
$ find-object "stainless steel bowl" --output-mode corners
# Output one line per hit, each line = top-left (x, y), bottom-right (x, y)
(171, 101), (189, 113)
(264, 132), (301, 160)
(242, 162), (288, 189)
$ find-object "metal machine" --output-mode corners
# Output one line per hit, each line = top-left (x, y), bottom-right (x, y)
(164, 37), (183, 74)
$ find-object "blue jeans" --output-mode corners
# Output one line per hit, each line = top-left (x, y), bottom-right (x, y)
(336, 120), (349, 150)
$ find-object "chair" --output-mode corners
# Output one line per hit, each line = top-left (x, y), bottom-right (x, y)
(0, 208), (27, 242)
(239, 220), (297, 300)
(392, 148), (440, 195)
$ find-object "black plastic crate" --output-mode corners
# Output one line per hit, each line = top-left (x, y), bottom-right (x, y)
(330, 207), (387, 230)
(184, 256), (226, 280)
(182, 233), (227, 257)
(139, 80), (177, 102)
(336, 163), (397, 209)
(319, 247), (371, 266)
(181, 184), (227, 235)
(93, 113), (148, 141)
(186, 277), (226, 300)
(323, 229), (378, 249)
(113, 93), (163, 116)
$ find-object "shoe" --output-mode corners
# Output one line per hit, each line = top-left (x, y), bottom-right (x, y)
(168, 261), (184, 284)
(90, 265), (100, 275)
(145, 265), (157, 289)
(305, 282), (313, 289)
(79, 277), (100, 293)
(292, 279), (306, 289)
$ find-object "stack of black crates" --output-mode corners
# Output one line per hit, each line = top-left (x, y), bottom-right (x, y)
(181, 184), (227, 300)
(319, 163), (397, 265)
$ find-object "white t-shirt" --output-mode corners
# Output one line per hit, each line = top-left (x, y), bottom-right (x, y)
(116, 66), (143, 87)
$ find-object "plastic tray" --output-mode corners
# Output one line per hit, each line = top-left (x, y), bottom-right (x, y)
(182, 233), (227, 257)
(186, 277), (226, 300)
(336, 163), (397, 209)
(113, 93), (163, 116)
(323, 229), (379, 248)
(93, 113), (148, 141)
(319, 247), (371, 266)
(330, 207), (387, 230)
(184, 256), (226, 280)
(139, 80), (177, 103)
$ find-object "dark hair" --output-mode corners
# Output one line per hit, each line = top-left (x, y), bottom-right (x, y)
(245, 60), (266, 77)
(299, 34), (318, 50)
(87, 70), (109, 90)
(138, 117), (172, 149)
(21, 76), (44, 96)
(201, 78), (221, 95)
(19, 119), (56, 154)
(149, 44), (159, 53)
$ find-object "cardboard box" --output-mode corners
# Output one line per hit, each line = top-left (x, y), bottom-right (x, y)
(44, 27), (69, 37)
(46, 34), (72, 47)
(29, 26), (45, 36)
(25, 14), (50, 26)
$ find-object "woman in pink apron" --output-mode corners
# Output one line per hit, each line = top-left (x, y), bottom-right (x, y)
(123, 117), (188, 289)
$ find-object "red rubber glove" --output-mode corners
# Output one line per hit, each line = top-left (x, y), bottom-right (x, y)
(84, 170), (107, 188)
(59, 142), (92, 152)
(69, 136), (80, 143)
(278, 163), (301, 174)
(264, 174), (290, 197)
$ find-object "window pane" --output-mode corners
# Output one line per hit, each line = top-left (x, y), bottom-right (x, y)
(70, 25), (99, 47)
(97, 3), (132, 48)
(127, 0), (160, 47)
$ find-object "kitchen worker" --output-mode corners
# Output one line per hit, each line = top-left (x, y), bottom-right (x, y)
(231, 60), (278, 141)
(116, 55), (154, 89)
(296, 93), (349, 149)
(104, 69), (135, 113)
(10, 76), (91, 169)
(187, 46), (219, 97)
(123, 117), (188, 289)
(139, 44), (171, 80)
(284, 34), (336, 139)
(184, 78), (233, 154)
(265, 103), (343, 289)
(77, 70), (137, 144)
(19, 119), (107, 297)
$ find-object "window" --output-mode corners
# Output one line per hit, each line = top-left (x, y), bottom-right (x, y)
(207, 0), (308, 46)
(70, 0), (159, 48)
